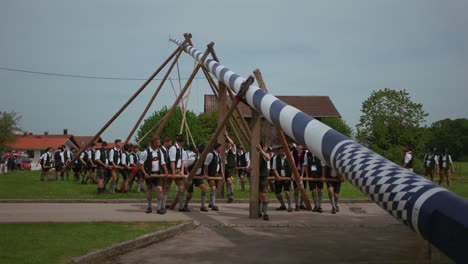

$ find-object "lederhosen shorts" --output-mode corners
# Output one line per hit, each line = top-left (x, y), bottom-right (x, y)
(309, 171), (323, 190)
(97, 166), (107, 180)
(259, 176), (269, 193)
(73, 163), (82, 173)
(274, 176), (291, 194)
(188, 177), (204, 193)
(146, 170), (162, 188)
(326, 177), (341, 193)
(225, 165), (234, 180)
(120, 168), (129, 180)
(87, 161), (95, 173)
(55, 162), (63, 171)
(237, 168), (246, 177)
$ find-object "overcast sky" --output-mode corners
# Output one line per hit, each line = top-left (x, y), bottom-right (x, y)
(1, 0), (467, 142)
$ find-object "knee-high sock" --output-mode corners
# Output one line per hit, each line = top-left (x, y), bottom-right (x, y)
(334, 195), (339, 207)
(241, 181), (245, 191)
(227, 182), (233, 197)
(286, 194), (292, 209)
(157, 194), (163, 210)
(328, 192), (336, 208)
(201, 192), (207, 208)
(276, 194), (285, 207)
(178, 192), (185, 209)
(147, 197), (152, 209)
(162, 193), (168, 208)
(312, 191), (318, 208)
(210, 192), (216, 206)
(318, 191), (323, 208)
(294, 192), (299, 207)
(262, 201), (269, 215)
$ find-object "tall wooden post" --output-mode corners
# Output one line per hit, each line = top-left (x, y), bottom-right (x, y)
(217, 82), (227, 198)
(249, 93), (261, 218)
(253, 69), (312, 210)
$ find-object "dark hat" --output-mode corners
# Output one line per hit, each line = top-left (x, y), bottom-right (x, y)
(198, 143), (205, 152)
(236, 144), (243, 149)
(175, 134), (185, 142)
(101, 141), (108, 146)
(267, 146), (273, 152)
(187, 144), (195, 151)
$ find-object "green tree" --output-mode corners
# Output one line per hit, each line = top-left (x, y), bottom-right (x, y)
(428, 118), (468, 161)
(356, 88), (428, 170)
(0, 111), (22, 153)
(321, 117), (353, 138)
(135, 107), (198, 148)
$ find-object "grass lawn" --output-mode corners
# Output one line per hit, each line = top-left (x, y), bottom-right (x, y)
(0, 221), (179, 264)
(0, 170), (466, 199)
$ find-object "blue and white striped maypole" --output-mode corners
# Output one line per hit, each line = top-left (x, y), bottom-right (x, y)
(170, 37), (468, 262)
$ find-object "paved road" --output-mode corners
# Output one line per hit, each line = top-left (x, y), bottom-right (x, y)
(1, 202), (442, 263)
(89, 203), (432, 264)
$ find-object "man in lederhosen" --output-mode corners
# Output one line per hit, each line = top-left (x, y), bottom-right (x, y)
(185, 144), (210, 212)
(84, 143), (97, 184)
(95, 142), (110, 193)
(224, 131), (236, 203)
(439, 148), (454, 187)
(292, 144), (307, 211)
(303, 151), (323, 213)
(139, 138), (168, 214)
(423, 147), (438, 182)
(54, 145), (64, 182)
(108, 139), (123, 193)
(166, 134), (189, 212)
(204, 143), (224, 211)
(236, 145), (248, 192)
(323, 163), (344, 214)
(272, 145), (293, 212)
(256, 144), (271, 221)
(118, 143), (132, 193)
(40, 147), (54, 181)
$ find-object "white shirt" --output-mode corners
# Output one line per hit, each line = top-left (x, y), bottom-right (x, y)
(404, 151), (413, 164)
(129, 152), (137, 165)
(108, 148), (121, 165)
(441, 154), (452, 168)
(139, 147), (166, 172)
(169, 143), (184, 169)
(183, 150), (196, 168)
(245, 152), (251, 168)
(205, 151), (221, 173)
(121, 152), (128, 166)
(94, 149), (108, 165)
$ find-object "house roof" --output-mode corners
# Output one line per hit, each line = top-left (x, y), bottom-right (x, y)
(7, 134), (78, 150)
(204, 94), (341, 118)
(74, 136), (102, 149)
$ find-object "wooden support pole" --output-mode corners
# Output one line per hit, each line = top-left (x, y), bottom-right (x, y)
(249, 91), (261, 218)
(152, 43), (213, 139)
(204, 46), (252, 147)
(184, 77), (254, 189)
(217, 82), (227, 198)
(253, 69), (312, 210)
(201, 67), (251, 148)
(124, 47), (185, 144)
(67, 45), (183, 168)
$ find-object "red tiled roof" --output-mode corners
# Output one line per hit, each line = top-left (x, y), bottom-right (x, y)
(204, 95), (341, 118)
(7, 135), (77, 150)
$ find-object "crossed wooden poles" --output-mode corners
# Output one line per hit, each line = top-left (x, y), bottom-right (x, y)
(68, 33), (315, 218)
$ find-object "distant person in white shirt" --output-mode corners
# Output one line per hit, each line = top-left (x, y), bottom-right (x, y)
(438, 148), (454, 187)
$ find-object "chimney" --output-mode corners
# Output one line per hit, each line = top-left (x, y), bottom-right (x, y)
(28, 132), (33, 135)
(63, 129), (68, 135)
(44, 131), (49, 135)
(23, 132), (27, 136)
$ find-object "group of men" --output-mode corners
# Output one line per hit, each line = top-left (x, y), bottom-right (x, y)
(402, 146), (455, 187)
(421, 148), (455, 187)
(36, 131), (344, 221)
